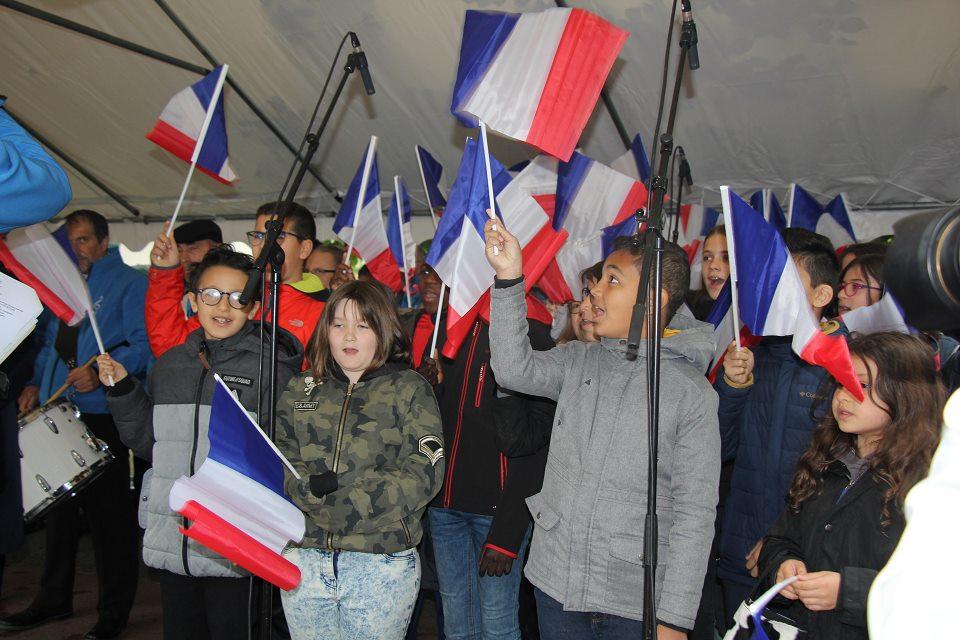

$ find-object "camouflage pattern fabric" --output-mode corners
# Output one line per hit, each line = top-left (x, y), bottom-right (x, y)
(276, 363), (445, 553)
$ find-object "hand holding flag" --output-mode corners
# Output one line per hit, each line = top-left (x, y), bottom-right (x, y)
(483, 217), (523, 280)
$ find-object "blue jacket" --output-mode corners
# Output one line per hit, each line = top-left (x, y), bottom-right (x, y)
(0, 101), (72, 232)
(30, 247), (151, 414)
(715, 336), (831, 586)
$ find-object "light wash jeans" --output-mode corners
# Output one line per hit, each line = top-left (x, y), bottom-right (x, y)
(281, 547), (420, 640)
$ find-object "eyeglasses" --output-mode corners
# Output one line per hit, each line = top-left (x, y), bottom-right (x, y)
(195, 287), (248, 310)
(245, 230), (305, 245)
(840, 281), (883, 297)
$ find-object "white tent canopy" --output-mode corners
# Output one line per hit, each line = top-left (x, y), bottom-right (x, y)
(4, 0), (958, 251)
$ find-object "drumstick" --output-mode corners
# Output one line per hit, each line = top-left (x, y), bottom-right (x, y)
(18, 354), (99, 419)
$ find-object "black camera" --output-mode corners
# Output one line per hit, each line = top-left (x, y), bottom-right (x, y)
(884, 207), (960, 331)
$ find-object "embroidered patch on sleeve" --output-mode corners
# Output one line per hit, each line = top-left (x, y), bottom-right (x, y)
(418, 435), (444, 466)
(220, 375), (253, 387)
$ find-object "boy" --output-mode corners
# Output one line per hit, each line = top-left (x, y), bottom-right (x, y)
(146, 202), (327, 357)
(485, 222), (720, 638)
(98, 247), (303, 639)
(715, 228), (841, 621)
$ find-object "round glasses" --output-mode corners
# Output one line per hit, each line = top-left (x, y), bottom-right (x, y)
(196, 287), (248, 310)
(245, 230), (304, 245)
(839, 281), (882, 297)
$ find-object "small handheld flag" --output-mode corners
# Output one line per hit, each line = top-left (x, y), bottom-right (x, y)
(451, 8), (628, 161)
(415, 144), (447, 228)
(722, 186), (863, 401)
(168, 374), (306, 591)
(387, 176), (415, 307)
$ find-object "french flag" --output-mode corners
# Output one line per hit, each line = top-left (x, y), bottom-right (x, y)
(703, 282), (760, 383)
(415, 145), (447, 209)
(841, 292), (910, 336)
(451, 8), (628, 161)
(678, 203), (722, 247)
(609, 132), (652, 183)
(722, 186), (863, 401)
(146, 65), (237, 184)
(425, 138), (512, 357)
(333, 138), (402, 293)
(168, 375), (306, 591)
(386, 176), (415, 304)
(787, 184), (857, 247)
(552, 152), (647, 298)
(750, 189), (787, 230)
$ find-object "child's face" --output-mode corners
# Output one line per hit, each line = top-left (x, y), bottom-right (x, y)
(837, 265), (882, 314)
(252, 215), (312, 283)
(572, 277), (599, 343)
(793, 258), (834, 318)
(833, 355), (890, 448)
(188, 266), (260, 341)
(328, 299), (378, 382)
(589, 250), (669, 340)
(701, 233), (729, 300)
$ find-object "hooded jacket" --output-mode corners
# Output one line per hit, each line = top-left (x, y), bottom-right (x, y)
(275, 362), (444, 554)
(30, 247), (151, 414)
(106, 322), (302, 578)
(758, 460), (904, 640)
(145, 264), (327, 359)
(489, 280), (721, 630)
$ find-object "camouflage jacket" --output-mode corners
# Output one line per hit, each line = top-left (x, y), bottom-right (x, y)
(275, 361), (444, 553)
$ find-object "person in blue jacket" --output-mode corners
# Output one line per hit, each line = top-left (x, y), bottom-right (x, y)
(0, 98), (72, 232)
(713, 228), (843, 628)
(2, 210), (150, 640)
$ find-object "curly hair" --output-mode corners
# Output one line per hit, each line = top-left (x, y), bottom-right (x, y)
(786, 332), (945, 526)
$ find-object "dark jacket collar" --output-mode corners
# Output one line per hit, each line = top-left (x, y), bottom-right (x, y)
(328, 358), (410, 385)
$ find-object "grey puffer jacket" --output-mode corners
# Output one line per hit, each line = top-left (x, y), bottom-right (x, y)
(489, 281), (721, 630)
(106, 323), (302, 577)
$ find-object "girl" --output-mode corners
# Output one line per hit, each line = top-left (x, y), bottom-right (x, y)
(687, 225), (729, 320)
(837, 253), (885, 314)
(555, 262), (603, 345)
(275, 280), (444, 640)
(757, 332), (945, 640)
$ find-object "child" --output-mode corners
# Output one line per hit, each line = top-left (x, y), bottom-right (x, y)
(758, 332), (944, 639)
(687, 225), (729, 320)
(837, 253), (885, 315)
(485, 221), (720, 638)
(275, 280), (444, 640)
(98, 246), (303, 639)
(716, 228), (841, 621)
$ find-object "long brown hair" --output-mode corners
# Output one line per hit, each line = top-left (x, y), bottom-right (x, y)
(307, 280), (411, 379)
(787, 332), (944, 525)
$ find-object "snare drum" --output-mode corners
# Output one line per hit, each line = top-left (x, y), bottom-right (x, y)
(18, 400), (115, 523)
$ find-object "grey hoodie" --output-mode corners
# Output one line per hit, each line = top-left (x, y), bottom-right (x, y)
(489, 281), (720, 630)
(106, 323), (302, 578)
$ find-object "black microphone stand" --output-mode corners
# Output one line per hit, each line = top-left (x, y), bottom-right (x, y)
(623, 6), (698, 640)
(241, 35), (370, 640)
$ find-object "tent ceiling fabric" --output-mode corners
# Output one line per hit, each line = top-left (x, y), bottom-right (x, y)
(3, 0), (959, 223)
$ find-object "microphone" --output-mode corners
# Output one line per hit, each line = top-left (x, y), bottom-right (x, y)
(680, 0), (700, 71)
(349, 32), (376, 95)
(677, 147), (693, 186)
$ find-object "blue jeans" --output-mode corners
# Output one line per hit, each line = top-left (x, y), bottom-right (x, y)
(428, 507), (531, 640)
(534, 588), (644, 640)
(281, 547), (420, 640)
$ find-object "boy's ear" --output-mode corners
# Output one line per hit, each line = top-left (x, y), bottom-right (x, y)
(812, 284), (835, 311)
(298, 238), (314, 261)
(187, 291), (199, 315)
(246, 301), (261, 320)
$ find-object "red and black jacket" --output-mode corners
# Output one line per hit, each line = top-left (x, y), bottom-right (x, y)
(408, 309), (555, 558)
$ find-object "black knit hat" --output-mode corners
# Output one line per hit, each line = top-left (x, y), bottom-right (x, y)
(173, 219), (222, 244)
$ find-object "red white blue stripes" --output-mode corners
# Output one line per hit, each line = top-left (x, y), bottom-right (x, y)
(452, 8), (628, 161)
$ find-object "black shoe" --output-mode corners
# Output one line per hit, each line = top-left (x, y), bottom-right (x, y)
(83, 620), (125, 640)
(0, 606), (72, 631)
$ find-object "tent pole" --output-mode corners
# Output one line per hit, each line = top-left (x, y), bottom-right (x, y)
(151, 0), (340, 200)
(4, 107), (141, 218)
(552, 0), (632, 150)
(0, 0), (209, 75)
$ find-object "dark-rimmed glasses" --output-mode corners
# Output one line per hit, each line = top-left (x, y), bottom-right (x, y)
(195, 287), (248, 310)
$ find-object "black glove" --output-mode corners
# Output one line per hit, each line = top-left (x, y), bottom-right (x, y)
(478, 546), (515, 577)
(308, 471), (338, 498)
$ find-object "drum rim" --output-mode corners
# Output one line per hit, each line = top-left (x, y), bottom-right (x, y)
(22, 452), (117, 524)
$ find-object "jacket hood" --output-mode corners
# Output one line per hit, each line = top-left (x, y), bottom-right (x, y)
(599, 312), (716, 374)
(183, 321), (303, 371)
